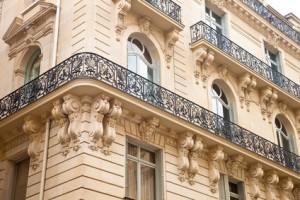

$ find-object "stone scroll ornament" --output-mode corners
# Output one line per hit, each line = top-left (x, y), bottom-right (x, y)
(208, 145), (224, 193)
(178, 132), (194, 182)
(102, 98), (122, 155)
(248, 163), (264, 200)
(187, 135), (203, 185)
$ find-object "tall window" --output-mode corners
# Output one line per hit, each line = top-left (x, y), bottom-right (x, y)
(12, 158), (30, 200)
(205, 7), (223, 34)
(219, 175), (245, 200)
(126, 141), (163, 200)
(275, 117), (292, 152)
(24, 50), (41, 83)
(265, 48), (281, 72)
(212, 83), (231, 121)
(127, 37), (155, 82)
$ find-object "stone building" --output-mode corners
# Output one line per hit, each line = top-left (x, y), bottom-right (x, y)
(0, 0), (300, 199)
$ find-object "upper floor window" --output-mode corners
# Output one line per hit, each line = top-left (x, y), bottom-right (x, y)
(212, 83), (231, 121)
(126, 140), (163, 200)
(265, 48), (281, 72)
(205, 7), (223, 34)
(24, 50), (41, 84)
(219, 175), (245, 200)
(127, 37), (155, 82)
(12, 157), (30, 200)
(275, 117), (293, 152)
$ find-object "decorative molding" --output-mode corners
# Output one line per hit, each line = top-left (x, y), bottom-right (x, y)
(0, 0), (3, 23)
(208, 0), (225, 9)
(138, 16), (152, 36)
(260, 87), (277, 123)
(238, 73), (256, 111)
(208, 145), (224, 193)
(139, 117), (160, 142)
(102, 98), (122, 155)
(202, 50), (214, 88)
(0, 136), (4, 159)
(293, 185), (300, 200)
(187, 135), (203, 185)
(165, 29), (180, 69)
(267, 32), (280, 49)
(278, 101), (288, 114)
(194, 47), (207, 85)
(225, 154), (243, 177)
(89, 94), (110, 150)
(218, 64), (228, 81)
(178, 132), (194, 182)
(114, 0), (131, 41)
(248, 163), (264, 200)
(52, 99), (71, 156)
(265, 170), (279, 200)
(23, 115), (43, 170)
(279, 177), (294, 200)
(296, 109), (300, 139)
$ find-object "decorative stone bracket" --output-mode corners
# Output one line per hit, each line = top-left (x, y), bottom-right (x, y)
(218, 64), (228, 81)
(165, 28), (180, 69)
(265, 170), (279, 200)
(23, 115), (44, 170)
(293, 185), (300, 200)
(208, 145), (224, 193)
(238, 73), (257, 112)
(280, 177), (294, 200)
(139, 117), (160, 142)
(177, 133), (203, 184)
(248, 163), (264, 200)
(138, 16), (152, 36)
(113, 0), (131, 41)
(225, 154), (243, 177)
(260, 87), (277, 123)
(278, 101), (288, 114)
(52, 94), (122, 156)
(194, 47), (214, 88)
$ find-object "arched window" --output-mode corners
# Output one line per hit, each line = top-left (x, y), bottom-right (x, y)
(24, 50), (41, 84)
(211, 83), (231, 121)
(127, 37), (156, 82)
(275, 117), (292, 151)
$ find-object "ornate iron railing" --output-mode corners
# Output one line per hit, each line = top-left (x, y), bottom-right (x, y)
(0, 52), (299, 172)
(241, 0), (300, 44)
(145, 0), (181, 23)
(191, 21), (300, 99)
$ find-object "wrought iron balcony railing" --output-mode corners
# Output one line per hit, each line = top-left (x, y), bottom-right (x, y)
(145, 0), (181, 23)
(241, 0), (300, 45)
(0, 52), (299, 173)
(191, 21), (300, 100)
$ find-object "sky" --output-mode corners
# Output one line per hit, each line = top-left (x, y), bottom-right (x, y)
(265, 0), (300, 18)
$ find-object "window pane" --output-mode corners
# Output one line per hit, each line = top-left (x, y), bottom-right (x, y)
(229, 182), (238, 194)
(223, 107), (230, 121)
(126, 160), (137, 199)
(12, 158), (30, 200)
(138, 58), (148, 79)
(128, 143), (138, 157)
(132, 39), (143, 53)
(147, 67), (154, 82)
(128, 56), (137, 72)
(141, 165), (155, 200)
(281, 134), (290, 151)
(140, 148), (155, 163)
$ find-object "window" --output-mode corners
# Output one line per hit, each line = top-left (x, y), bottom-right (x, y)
(219, 175), (245, 200)
(212, 83), (231, 121)
(127, 37), (157, 82)
(265, 48), (281, 72)
(12, 158), (30, 200)
(205, 7), (223, 34)
(24, 50), (41, 84)
(275, 117), (292, 151)
(126, 140), (163, 200)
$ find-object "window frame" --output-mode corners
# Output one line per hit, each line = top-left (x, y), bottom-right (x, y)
(219, 174), (245, 200)
(275, 117), (294, 152)
(205, 7), (223, 34)
(24, 49), (41, 84)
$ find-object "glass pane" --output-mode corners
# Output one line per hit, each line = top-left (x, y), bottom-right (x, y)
(138, 58), (148, 79)
(281, 135), (290, 151)
(212, 12), (222, 25)
(140, 148), (155, 163)
(230, 197), (239, 200)
(13, 158), (30, 200)
(132, 39), (143, 53)
(229, 182), (238, 194)
(144, 47), (152, 64)
(128, 56), (137, 72)
(141, 165), (155, 200)
(126, 160), (138, 199)
(128, 143), (138, 157)
(220, 92), (228, 105)
(212, 98), (218, 114)
(223, 107), (230, 121)
(212, 84), (220, 96)
(147, 67), (154, 82)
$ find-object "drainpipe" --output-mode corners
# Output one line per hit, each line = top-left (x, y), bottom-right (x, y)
(52, 0), (61, 66)
(39, 116), (50, 200)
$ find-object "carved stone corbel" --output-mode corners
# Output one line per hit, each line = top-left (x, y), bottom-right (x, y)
(208, 145), (224, 193)
(62, 94), (82, 151)
(102, 98), (122, 155)
(280, 177), (294, 200)
(194, 47), (207, 84)
(23, 115), (43, 170)
(114, 0), (131, 41)
(265, 170), (279, 200)
(139, 117), (160, 142)
(202, 50), (214, 88)
(89, 94), (110, 150)
(225, 154), (243, 177)
(248, 163), (264, 200)
(293, 185), (300, 200)
(218, 64), (228, 81)
(138, 16), (151, 36)
(187, 135), (203, 185)
(165, 29), (180, 69)
(52, 99), (71, 156)
(267, 32), (280, 49)
(239, 73), (256, 111)
(260, 87), (277, 123)
(177, 132), (194, 182)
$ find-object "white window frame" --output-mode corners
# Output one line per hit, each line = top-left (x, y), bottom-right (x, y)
(125, 138), (164, 200)
(265, 48), (281, 72)
(219, 175), (245, 200)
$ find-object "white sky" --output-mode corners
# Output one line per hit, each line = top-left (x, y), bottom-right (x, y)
(265, 0), (300, 18)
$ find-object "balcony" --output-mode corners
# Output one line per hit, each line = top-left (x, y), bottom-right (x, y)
(190, 21), (300, 101)
(0, 52), (300, 173)
(240, 0), (300, 45)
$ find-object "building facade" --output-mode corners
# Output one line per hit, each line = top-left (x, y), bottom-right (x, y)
(0, 0), (300, 199)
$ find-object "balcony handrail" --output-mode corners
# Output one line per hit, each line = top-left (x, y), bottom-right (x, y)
(190, 21), (300, 100)
(0, 52), (299, 173)
(240, 0), (300, 45)
(145, 0), (181, 23)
